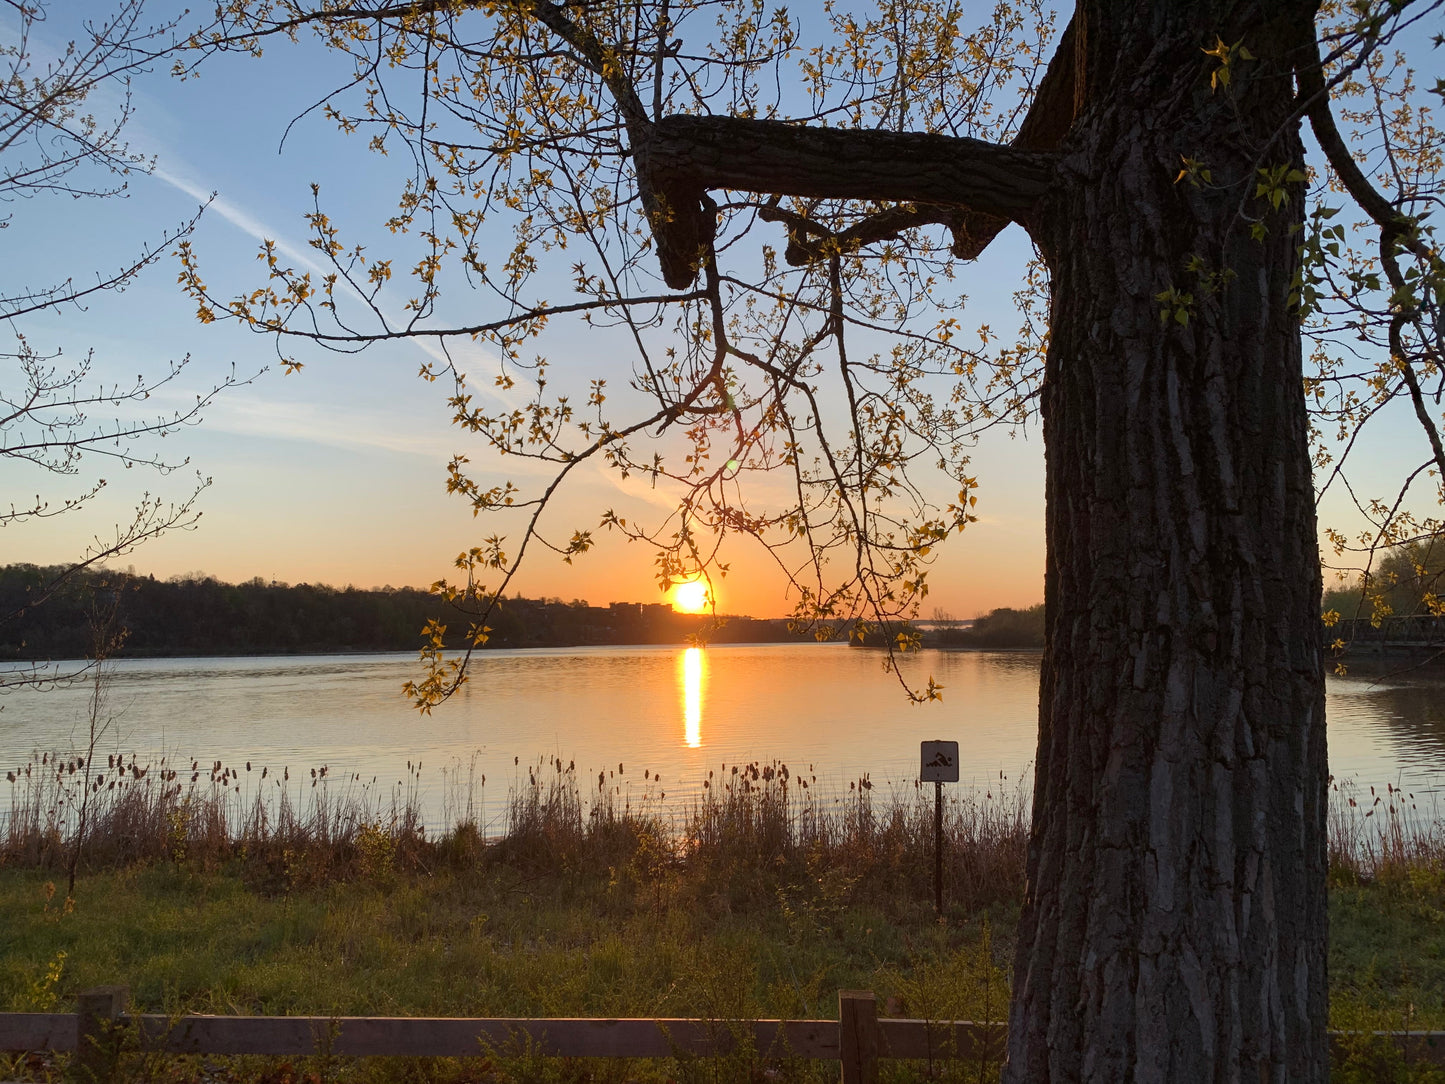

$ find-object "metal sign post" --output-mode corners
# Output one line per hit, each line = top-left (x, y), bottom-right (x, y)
(920, 740), (959, 916)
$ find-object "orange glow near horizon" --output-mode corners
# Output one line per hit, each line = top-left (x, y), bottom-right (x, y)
(671, 578), (710, 613)
(682, 646), (704, 747)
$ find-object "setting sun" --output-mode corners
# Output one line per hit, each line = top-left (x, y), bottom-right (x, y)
(671, 579), (710, 613)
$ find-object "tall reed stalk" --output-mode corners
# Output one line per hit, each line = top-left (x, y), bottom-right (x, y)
(4, 751), (1032, 907)
(1327, 778), (1445, 885)
(7, 748), (1436, 902)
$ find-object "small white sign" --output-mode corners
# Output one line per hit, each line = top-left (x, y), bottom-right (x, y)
(920, 740), (960, 783)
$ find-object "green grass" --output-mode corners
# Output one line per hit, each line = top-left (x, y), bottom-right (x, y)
(6, 757), (1445, 1080)
(0, 859), (1014, 1084)
(4, 860), (1445, 1082)
(2, 756), (1022, 1080)
(0, 861), (1013, 1020)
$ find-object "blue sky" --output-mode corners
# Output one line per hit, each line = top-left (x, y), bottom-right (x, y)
(4, 1), (1438, 618)
(3, 0), (1052, 618)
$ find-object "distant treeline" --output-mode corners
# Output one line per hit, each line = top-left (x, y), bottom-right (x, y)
(849, 604), (1045, 650)
(937, 604), (1045, 649)
(0, 565), (805, 660)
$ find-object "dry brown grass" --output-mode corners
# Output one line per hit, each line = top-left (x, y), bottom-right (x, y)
(1328, 777), (1445, 887)
(2, 753), (429, 886)
(16, 748), (1445, 907)
(3, 752), (1029, 908)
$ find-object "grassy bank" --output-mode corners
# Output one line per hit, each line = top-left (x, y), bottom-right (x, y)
(4, 761), (1445, 1081)
(3, 753), (1027, 909)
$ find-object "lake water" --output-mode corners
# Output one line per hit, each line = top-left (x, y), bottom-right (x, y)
(3, 644), (1443, 830)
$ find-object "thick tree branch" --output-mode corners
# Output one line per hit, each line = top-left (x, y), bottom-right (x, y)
(740, 16), (1080, 269)
(1298, 29), (1427, 259)
(1391, 311), (1445, 483)
(643, 115), (1051, 212)
(756, 201), (958, 263)
(1300, 24), (1445, 487)
(636, 115), (1056, 287)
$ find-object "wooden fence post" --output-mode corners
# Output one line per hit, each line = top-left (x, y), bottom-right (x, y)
(838, 990), (878, 1084)
(75, 986), (128, 1084)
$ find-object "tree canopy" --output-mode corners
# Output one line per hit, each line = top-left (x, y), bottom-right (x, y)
(177, 0), (1070, 703)
(174, 1), (1445, 699)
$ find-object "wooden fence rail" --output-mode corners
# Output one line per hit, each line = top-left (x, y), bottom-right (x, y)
(1, 990), (999, 1084)
(3, 987), (1445, 1083)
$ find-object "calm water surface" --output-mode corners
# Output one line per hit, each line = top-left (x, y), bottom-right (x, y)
(3, 644), (1442, 828)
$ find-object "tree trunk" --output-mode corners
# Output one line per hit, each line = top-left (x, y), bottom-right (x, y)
(1005, 5), (1328, 1081)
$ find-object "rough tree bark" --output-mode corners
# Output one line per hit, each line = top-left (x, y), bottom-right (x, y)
(1010, 5), (1328, 1081)
(635, 2), (1328, 1078)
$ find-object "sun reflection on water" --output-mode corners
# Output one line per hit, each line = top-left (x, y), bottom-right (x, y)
(681, 647), (704, 747)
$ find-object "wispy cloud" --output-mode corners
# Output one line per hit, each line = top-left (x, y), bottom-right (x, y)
(586, 457), (687, 513)
(203, 394), (454, 457)
(152, 165), (330, 279)
(146, 150), (672, 507)
(148, 164), (522, 404)
(201, 394), (565, 479)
